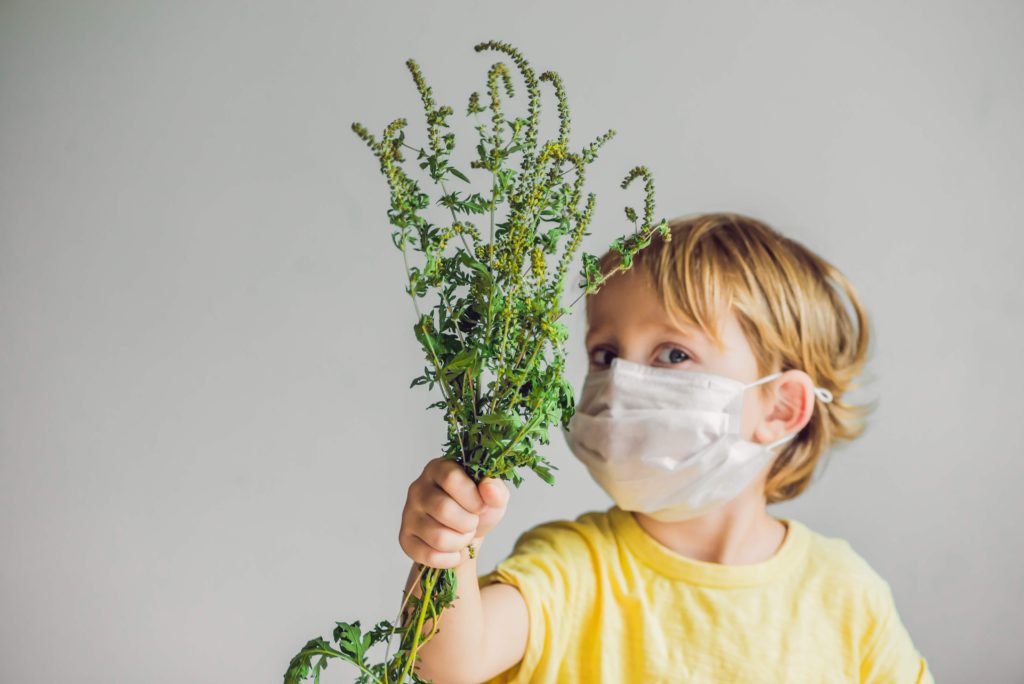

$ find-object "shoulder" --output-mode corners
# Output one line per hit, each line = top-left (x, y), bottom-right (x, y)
(793, 521), (933, 681)
(479, 507), (615, 587)
(501, 507), (616, 563)
(792, 519), (897, 615)
(517, 507), (616, 544)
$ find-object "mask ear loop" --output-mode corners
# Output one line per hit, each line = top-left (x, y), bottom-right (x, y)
(744, 372), (782, 389)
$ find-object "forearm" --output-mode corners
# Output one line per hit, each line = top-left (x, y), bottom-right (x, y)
(401, 552), (486, 684)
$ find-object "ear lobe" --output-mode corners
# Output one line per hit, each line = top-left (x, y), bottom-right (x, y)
(755, 370), (816, 445)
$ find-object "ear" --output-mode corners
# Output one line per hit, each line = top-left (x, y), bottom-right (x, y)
(753, 370), (816, 446)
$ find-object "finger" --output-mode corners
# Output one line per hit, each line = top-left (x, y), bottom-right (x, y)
(479, 477), (510, 509)
(423, 487), (480, 534)
(431, 462), (485, 514)
(417, 513), (476, 552)
(403, 532), (468, 569)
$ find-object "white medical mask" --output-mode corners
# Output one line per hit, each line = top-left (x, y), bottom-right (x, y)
(562, 357), (834, 522)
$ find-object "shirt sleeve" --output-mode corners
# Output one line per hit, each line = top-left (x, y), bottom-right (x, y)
(477, 520), (592, 683)
(859, 580), (935, 684)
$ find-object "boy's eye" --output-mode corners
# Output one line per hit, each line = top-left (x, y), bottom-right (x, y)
(589, 348), (610, 368)
(590, 347), (689, 367)
(656, 347), (690, 364)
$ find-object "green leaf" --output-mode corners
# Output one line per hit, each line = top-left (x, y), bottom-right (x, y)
(449, 167), (471, 183)
(441, 349), (477, 382)
(458, 252), (493, 288)
(532, 463), (557, 485)
(477, 412), (524, 429)
(367, 620), (394, 646)
(333, 621), (370, 666)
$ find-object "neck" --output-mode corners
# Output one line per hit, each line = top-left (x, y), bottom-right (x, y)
(631, 490), (786, 565)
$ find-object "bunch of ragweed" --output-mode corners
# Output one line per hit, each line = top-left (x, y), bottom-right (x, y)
(285, 40), (669, 684)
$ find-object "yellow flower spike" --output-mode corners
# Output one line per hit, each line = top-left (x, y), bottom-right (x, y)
(486, 62), (514, 153)
(539, 71), (571, 148)
(461, 221), (482, 243)
(404, 59), (443, 157)
(531, 245), (546, 281)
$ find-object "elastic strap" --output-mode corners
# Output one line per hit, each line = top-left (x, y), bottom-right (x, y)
(767, 432), (798, 450)
(746, 372), (834, 404)
(745, 372), (782, 389)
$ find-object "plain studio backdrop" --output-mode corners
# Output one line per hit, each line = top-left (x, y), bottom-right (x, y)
(2, 1), (1022, 682)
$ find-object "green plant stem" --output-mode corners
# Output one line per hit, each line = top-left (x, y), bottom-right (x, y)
(437, 291), (477, 423)
(561, 261), (630, 313)
(399, 567), (441, 683)
(438, 177), (478, 261)
(399, 245), (468, 462)
(491, 335), (545, 413)
(468, 108), (502, 397)
(383, 563), (428, 681)
(399, 238), (469, 462)
(418, 322), (469, 463)
(401, 245), (424, 320)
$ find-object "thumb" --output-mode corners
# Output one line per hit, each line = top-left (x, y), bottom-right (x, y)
(479, 477), (509, 510)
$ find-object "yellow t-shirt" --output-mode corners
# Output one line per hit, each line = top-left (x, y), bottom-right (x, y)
(477, 506), (933, 683)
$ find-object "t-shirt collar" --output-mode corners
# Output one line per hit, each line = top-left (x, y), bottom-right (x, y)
(609, 505), (810, 587)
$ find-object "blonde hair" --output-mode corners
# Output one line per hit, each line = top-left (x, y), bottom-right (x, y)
(590, 212), (874, 504)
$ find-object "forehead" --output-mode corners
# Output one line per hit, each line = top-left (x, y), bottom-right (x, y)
(584, 268), (737, 355)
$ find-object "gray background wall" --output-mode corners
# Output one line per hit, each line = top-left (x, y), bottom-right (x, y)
(2, 1), (1022, 682)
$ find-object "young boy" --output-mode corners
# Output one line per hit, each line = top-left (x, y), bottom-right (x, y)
(398, 212), (934, 683)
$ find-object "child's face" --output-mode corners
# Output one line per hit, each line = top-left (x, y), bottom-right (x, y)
(584, 267), (785, 444)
